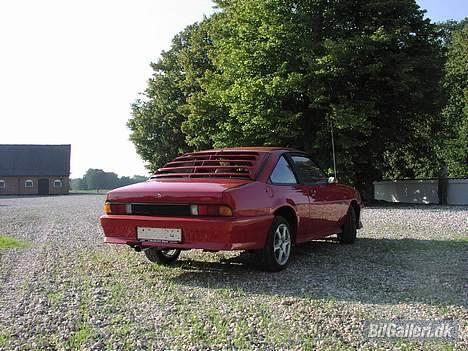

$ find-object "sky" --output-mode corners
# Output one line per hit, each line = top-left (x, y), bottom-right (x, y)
(0, 1), (466, 178)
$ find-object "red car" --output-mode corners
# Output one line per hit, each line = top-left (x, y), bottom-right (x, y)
(100, 147), (363, 271)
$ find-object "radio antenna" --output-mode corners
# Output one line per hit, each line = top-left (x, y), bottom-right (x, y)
(330, 120), (337, 181)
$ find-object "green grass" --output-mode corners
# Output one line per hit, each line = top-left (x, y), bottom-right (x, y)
(65, 323), (92, 350)
(65, 276), (93, 350)
(453, 234), (468, 242)
(47, 291), (64, 306)
(0, 333), (8, 347)
(0, 235), (30, 250)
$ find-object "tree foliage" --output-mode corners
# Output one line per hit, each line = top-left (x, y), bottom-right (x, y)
(438, 21), (468, 177)
(70, 169), (147, 191)
(128, 22), (214, 171)
(129, 1), (462, 196)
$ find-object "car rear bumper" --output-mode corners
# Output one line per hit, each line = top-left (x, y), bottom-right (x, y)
(100, 214), (273, 251)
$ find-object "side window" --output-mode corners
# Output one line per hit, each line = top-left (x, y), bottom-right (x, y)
(291, 155), (326, 184)
(270, 156), (298, 184)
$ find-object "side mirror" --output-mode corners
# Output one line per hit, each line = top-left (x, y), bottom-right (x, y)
(328, 176), (337, 184)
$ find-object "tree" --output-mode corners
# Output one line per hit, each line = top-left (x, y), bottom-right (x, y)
(187, 0), (445, 194)
(70, 178), (86, 191)
(130, 175), (148, 183)
(128, 21), (215, 171)
(73, 170), (148, 191)
(438, 21), (468, 177)
(130, 0), (447, 198)
(83, 169), (107, 191)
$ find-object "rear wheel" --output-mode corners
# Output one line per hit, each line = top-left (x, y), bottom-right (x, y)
(257, 216), (292, 272)
(338, 206), (357, 244)
(144, 248), (181, 264)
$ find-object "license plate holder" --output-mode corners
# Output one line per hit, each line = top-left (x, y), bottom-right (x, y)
(137, 227), (182, 242)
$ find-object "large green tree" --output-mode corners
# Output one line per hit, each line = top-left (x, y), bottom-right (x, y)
(185, 0), (444, 194)
(438, 22), (468, 177)
(130, 0), (448, 198)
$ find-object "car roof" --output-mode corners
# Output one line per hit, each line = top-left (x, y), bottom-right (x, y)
(196, 146), (302, 153)
(152, 147), (305, 181)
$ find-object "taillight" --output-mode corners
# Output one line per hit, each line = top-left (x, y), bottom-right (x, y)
(104, 202), (129, 215)
(190, 204), (233, 217)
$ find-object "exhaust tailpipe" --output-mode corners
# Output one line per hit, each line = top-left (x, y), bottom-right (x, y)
(129, 244), (142, 252)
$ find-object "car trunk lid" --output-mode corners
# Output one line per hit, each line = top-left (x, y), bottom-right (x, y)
(106, 179), (251, 204)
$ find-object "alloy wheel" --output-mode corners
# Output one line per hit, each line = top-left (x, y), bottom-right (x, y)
(273, 223), (291, 265)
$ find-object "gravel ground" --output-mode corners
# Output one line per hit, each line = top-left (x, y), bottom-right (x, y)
(0, 195), (466, 350)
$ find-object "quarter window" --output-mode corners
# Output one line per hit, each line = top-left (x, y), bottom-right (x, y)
(54, 180), (62, 188)
(270, 156), (298, 184)
(25, 179), (34, 188)
(0, 180), (5, 189)
(291, 155), (326, 184)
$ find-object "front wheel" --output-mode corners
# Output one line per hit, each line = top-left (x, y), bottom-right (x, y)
(257, 216), (292, 272)
(144, 248), (181, 264)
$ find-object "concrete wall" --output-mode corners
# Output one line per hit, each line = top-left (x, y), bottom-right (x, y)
(447, 179), (468, 205)
(374, 179), (468, 205)
(0, 176), (69, 195)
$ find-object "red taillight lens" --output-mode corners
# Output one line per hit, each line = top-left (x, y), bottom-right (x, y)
(104, 202), (128, 215)
(190, 204), (233, 217)
(198, 205), (219, 216)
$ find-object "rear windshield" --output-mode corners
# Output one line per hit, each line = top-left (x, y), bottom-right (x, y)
(151, 151), (264, 180)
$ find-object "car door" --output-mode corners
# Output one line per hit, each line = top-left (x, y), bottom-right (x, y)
(268, 155), (311, 242)
(287, 154), (337, 239)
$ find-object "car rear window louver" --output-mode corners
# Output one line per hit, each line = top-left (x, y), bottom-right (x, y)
(151, 151), (262, 180)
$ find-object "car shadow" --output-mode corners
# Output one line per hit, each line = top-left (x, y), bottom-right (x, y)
(170, 237), (467, 307)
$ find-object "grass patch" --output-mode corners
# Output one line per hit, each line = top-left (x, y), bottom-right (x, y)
(47, 291), (65, 306)
(0, 333), (8, 347)
(65, 322), (92, 350)
(453, 235), (468, 243)
(64, 276), (93, 350)
(0, 235), (30, 250)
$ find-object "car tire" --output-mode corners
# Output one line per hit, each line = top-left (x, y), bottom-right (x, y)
(257, 216), (292, 272)
(338, 206), (357, 244)
(144, 248), (181, 264)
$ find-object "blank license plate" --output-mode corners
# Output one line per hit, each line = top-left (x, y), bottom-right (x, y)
(137, 227), (182, 242)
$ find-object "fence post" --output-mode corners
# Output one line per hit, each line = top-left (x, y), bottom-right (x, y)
(438, 165), (448, 205)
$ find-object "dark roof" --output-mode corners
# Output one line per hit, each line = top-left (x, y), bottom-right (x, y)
(0, 144), (71, 176)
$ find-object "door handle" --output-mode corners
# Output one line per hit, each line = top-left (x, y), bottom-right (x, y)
(309, 189), (317, 196)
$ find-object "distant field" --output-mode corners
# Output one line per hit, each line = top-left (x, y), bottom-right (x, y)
(0, 195), (466, 350)
(69, 189), (112, 194)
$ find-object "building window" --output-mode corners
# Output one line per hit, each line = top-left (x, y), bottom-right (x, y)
(53, 180), (62, 188)
(0, 180), (5, 189)
(25, 179), (34, 188)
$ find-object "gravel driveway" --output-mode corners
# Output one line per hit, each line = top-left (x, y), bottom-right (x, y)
(0, 195), (466, 350)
